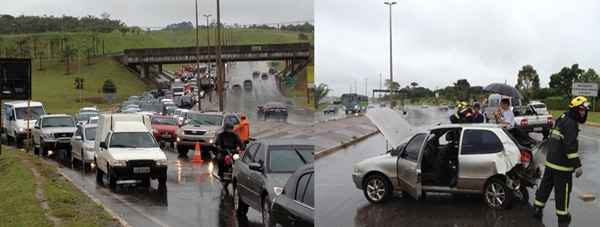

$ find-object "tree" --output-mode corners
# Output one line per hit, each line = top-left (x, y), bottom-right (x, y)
(515, 65), (541, 102)
(298, 33), (308, 41)
(385, 79), (400, 92)
(102, 79), (117, 93)
(454, 79), (471, 101)
(549, 64), (584, 98)
(62, 45), (78, 74)
(410, 82), (419, 88)
(313, 83), (330, 109)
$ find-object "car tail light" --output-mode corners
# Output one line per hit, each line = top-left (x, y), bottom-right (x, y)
(547, 116), (553, 127)
(520, 149), (532, 168)
(520, 118), (528, 127)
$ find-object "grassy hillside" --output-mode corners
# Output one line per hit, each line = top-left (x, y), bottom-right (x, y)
(32, 57), (152, 114)
(1, 28), (313, 57)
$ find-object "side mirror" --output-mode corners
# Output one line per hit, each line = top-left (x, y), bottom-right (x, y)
(249, 162), (263, 172)
(99, 142), (107, 149)
(73, 136), (82, 140)
(390, 149), (400, 156)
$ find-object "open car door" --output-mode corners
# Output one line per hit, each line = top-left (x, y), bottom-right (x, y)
(396, 133), (426, 199)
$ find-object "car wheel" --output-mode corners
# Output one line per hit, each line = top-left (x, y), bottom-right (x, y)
(158, 174), (167, 192)
(177, 145), (188, 157)
(108, 166), (118, 192)
(96, 163), (104, 185)
(484, 178), (513, 209)
(40, 140), (47, 157)
(262, 197), (271, 227)
(234, 185), (248, 216)
(141, 178), (151, 188)
(363, 174), (391, 203)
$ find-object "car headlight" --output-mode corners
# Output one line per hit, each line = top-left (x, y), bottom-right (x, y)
(233, 154), (240, 160)
(209, 139), (214, 144)
(177, 137), (181, 142)
(112, 160), (127, 167)
(273, 187), (283, 196)
(17, 127), (25, 132)
(156, 159), (168, 166)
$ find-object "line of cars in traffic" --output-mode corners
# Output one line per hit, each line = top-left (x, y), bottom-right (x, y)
(1, 98), (314, 227)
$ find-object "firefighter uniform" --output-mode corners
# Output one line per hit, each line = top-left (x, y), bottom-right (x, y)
(533, 111), (583, 223)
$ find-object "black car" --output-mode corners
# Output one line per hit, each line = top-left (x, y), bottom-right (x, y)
(261, 73), (269, 80)
(233, 140), (315, 227)
(243, 80), (253, 91)
(322, 106), (337, 115)
(258, 102), (288, 121)
(270, 164), (314, 227)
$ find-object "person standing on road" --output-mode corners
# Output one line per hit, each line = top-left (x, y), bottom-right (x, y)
(238, 115), (250, 146)
(533, 96), (589, 226)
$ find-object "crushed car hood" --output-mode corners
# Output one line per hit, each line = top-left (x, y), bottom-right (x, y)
(366, 108), (417, 148)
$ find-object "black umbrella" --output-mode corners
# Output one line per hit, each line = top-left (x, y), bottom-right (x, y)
(484, 83), (522, 98)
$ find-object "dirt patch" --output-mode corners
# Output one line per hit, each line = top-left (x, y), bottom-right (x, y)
(17, 155), (63, 226)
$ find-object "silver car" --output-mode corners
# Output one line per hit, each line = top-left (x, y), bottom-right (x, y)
(352, 122), (541, 209)
(32, 114), (77, 157)
(70, 123), (97, 168)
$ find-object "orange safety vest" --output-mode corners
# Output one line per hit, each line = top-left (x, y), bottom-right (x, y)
(239, 119), (250, 142)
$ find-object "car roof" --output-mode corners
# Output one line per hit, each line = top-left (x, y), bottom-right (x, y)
(41, 114), (72, 118)
(112, 122), (148, 132)
(3, 100), (44, 107)
(430, 123), (502, 131)
(258, 139), (316, 148)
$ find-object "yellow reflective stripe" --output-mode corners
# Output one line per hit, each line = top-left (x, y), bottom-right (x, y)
(544, 161), (574, 172)
(551, 129), (564, 138)
(557, 183), (570, 216)
(534, 199), (545, 207)
(567, 153), (579, 159)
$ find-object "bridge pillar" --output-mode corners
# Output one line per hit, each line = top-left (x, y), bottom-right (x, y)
(158, 64), (163, 73)
(140, 64), (149, 79)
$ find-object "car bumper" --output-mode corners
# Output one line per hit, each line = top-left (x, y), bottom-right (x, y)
(352, 174), (363, 190)
(176, 138), (215, 147)
(42, 139), (72, 149)
(83, 150), (95, 162)
(519, 125), (550, 133)
(111, 166), (167, 180)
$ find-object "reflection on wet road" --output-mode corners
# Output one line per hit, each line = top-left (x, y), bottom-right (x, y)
(316, 107), (600, 227)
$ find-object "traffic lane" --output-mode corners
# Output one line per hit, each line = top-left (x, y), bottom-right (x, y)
(59, 148), (263, 227)
(316, 134), (544, 227)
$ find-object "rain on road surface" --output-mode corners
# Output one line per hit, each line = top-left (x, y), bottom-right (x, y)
(316, 106), (600, 227)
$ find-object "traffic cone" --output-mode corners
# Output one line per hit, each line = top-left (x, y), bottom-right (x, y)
(192, 142), (203, 164)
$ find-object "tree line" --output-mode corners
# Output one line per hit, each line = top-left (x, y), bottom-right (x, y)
(163, 21), (314, 33)
(0, 14), (128, 34)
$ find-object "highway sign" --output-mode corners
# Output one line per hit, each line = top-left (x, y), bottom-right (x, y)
(572, 82), (598, 97)
(1, 58), (32, 100)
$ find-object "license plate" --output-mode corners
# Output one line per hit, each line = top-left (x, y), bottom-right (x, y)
(533, 127), (543, 132)
(162, 134), (172, 138)
(133, 167), (150, 173)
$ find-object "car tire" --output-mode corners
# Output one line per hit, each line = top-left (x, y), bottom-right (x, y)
(234, 185), (249, 216)
(362, 173), (392, 203)
(40, 140), (47, 157)
(261, 197), (271, 227)
(141, 178), (151, 188)
(108, 166), (118, 192)
(158, 174), (167, 192)
(483, 178), (513, 209)
(177, 145), (188, 157)
(96, 163), (104, 185)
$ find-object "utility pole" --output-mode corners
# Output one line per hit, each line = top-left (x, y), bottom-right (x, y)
(195, 0), (202, 110)
(379, 73), (382, 99)
(216, 0), (224, 111)
(384, 1), (396, 83)
(365, 78), (368, 97)
(203, 13), (212, 102)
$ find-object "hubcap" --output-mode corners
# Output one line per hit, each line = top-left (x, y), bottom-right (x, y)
(485, 182), (506, 208)
(366, 178), (386, 201)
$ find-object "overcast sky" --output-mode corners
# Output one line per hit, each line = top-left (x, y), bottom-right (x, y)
(2, 0), (313, 27)
(316, 0), (600, 96)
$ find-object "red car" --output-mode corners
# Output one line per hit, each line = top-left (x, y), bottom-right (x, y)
(151, 116), (178, 143)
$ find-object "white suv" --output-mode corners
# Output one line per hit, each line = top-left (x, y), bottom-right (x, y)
(94, 114), (168, 191)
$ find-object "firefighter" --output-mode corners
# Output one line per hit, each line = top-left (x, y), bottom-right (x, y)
(533, 96), (589, 225)
(450, 101), (469, 123)
(238, 114), (250, 146)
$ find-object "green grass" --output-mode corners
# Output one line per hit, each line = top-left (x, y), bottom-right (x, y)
(32, 57), (153, 114)
(550, 110), (600, 124)
(0, 147), (115, 227)
(0, 147), (51, 227)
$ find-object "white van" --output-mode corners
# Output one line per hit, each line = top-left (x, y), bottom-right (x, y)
(1, 101), (46, 145)
(94, 113), (168, 191)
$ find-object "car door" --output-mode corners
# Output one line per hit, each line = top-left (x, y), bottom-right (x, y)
(238, 142), (260, 206)
(457, 129), (504, 190)
(71, 126), (83, 159)
(247, 144), (267, 209)
(396, 133), (427, 199)
(294, 172), (314, 227)
(97, 132), (112, 172)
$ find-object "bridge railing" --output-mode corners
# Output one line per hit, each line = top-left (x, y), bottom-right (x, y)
(123, 42), (312, 57)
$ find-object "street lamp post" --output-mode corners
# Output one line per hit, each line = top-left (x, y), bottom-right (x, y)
(195, 0), (202, 110)
(384, 1), (396, 83)
(216, 0), (224, 111)
(203, 14), (212, 102)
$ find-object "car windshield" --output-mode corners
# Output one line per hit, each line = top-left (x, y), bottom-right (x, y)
(533, 104), (546, 109)
(269, 146), (314, 173)
(78, 112), (98, 121)
(15, 106), (45, 120)
(188, 113), (223, 126)
(43, 117), (75, 127)
(85, 127), (97, 141)
(152, 117), (177, 125)
(110, 132), (158, 148)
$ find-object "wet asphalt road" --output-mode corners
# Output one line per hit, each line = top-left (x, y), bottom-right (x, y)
(316, 106), (600, 227)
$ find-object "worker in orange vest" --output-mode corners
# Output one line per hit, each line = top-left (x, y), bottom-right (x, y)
(239, 115), (250, 146)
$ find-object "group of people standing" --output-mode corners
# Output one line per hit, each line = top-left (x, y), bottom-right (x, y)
(449, 101), (486, 124)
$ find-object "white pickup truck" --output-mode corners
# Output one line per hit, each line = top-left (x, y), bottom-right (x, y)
(484, 94), (553, 138)
(94, 113), (168, 191)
